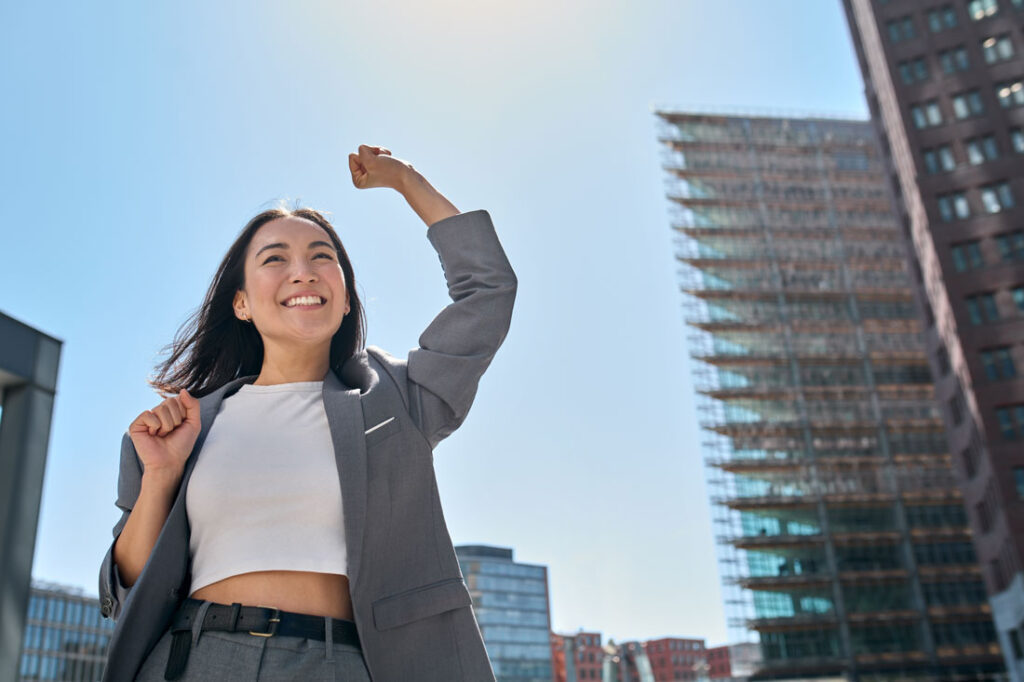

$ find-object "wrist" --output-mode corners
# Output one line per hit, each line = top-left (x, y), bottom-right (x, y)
(397, 166), (425, 196)
(141, 468), (183, 495)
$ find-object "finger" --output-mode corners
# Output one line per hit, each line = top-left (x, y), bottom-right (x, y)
(133, 410), (162, 437)
(153, 404), (175, 436)
(180, 389), (202, 426)
(164, 397), (184, 426)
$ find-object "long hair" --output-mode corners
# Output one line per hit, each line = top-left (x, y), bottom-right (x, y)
(148, 204), (366, 398)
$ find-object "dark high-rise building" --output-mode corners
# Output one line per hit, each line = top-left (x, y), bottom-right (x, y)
(843, 2), (1024, 679)
(654, 110), (1004, 680)
(1, 311), (62, 682)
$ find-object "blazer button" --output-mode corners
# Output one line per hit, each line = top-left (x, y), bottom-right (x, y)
(102, 597), (113, 608)
(101, 604), (112, 617)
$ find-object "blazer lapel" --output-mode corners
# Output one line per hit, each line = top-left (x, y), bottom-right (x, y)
(322, 369), (369, 589)
(164, 376), (255, 552)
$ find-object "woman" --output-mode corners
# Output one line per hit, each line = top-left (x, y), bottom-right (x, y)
(98, 145), (517, 681)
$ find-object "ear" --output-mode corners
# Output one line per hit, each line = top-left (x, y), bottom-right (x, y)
(233, 290), (249, 321)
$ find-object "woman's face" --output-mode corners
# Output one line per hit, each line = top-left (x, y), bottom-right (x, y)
(233, 216), (350, 349)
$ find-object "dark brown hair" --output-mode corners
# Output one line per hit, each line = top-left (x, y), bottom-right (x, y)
(149, 204), (366, 398)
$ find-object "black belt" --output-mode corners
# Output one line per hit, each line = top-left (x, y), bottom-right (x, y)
(163, 598), (361, 680)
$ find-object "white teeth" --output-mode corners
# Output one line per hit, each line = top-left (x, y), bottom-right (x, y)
(285, 296), (324, 307)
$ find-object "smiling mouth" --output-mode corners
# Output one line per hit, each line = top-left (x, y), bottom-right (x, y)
(282, 296), (327, 308)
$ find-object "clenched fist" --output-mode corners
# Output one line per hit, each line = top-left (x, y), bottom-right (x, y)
(128, 389), (201, 479)
(348, 144), (416, 191)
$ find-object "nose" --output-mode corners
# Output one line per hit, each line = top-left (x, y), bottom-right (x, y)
(291, 261), (318, 283)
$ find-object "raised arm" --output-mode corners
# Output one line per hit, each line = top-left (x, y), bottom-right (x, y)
(347, 145), (517, 447)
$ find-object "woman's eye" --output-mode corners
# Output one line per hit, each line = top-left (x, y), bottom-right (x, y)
(315, 252), (334, 260)
(263, 255), (283, 264)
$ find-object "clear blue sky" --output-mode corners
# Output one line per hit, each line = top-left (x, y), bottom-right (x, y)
(1, 0), (868, 646)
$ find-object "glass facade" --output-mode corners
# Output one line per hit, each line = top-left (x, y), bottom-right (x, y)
(18, 581), (116, 681)
(456, 545), (553, 682)
(656, 112), (1003, 680)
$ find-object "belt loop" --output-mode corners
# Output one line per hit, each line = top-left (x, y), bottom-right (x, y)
(325, 616), (334, 661)
(191, 600), (214, 648)
(228, 602), (242, 632)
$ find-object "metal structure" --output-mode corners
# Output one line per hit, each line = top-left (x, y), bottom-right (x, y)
(0, 311), (62, 682)
(655, 111), (1005, 681)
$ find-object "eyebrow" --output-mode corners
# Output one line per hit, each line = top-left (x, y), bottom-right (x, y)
(255, 240), (335, 258)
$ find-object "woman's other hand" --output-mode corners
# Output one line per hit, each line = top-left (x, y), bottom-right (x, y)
(347, 144), (416, 191)
(128, 389), (202, 479)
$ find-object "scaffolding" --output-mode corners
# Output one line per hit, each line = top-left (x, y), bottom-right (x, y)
(657, 111), (1006, 682)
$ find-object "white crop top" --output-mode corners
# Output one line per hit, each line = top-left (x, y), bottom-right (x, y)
(185, 380), (347, 595)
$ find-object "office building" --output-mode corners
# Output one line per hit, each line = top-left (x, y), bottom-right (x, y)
(456, 545), (554, 682)
(654, 110), (1003, 680)
(18, 579), (116, 681)
(842, 2), (1024, 678)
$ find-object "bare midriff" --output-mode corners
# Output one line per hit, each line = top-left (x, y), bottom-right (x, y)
(189, 570), (354, 621)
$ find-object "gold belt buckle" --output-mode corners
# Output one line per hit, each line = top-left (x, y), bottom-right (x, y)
(248, 605), (281, 637)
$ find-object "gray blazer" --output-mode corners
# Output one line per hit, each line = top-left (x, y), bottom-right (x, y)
(97, 209), (517, 681)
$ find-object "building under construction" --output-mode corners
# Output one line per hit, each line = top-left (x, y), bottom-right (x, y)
(655, 110), (1004, 681)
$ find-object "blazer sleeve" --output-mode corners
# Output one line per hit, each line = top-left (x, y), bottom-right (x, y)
(97, 431), (143, 621)
(397, 208), (517, 449)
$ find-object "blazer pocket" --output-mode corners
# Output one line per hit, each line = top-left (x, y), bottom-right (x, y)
(372, 577), (472, 631)
(364, 416), (403, 447)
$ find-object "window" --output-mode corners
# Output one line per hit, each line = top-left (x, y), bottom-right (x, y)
(950, 392), (966, 425)
(980, 182), (1015, 213)
(995, 404), (1024, 440)
(1013, 286), (1024, 311)
(962, 445), (978, 478)
(981, 347), (1017, 380)
(968, 0), (1000, 19)
(976, 499), (992, 533)
(965, 135), (999, 164)
(966, 292), (999, 324)
(952, 90), (985, 119)
(1012, 129), (1024, 153)
(982, 35), (1015, 63)
(996, 231), (1024, 261)
(923, 144), (956, 173)
(939, 45), (970, 73)
(952, 241), (984, 271)
(1011, 628), (1024, 660)
(887, 15), (916, 42)
(898, 56), (931, 84)
(996, 80), (1024, 108)
(929, 5), (960, 31)
(937, 344), (952, 375)
(1014, 467), (1024, 499)
(911, 100), (943, 128)
(937, 191), (970, 221)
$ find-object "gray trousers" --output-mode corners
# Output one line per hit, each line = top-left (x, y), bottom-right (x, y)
(133, 600), (372, 681)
